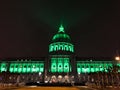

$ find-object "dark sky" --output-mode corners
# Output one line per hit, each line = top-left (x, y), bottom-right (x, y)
(0, 0), (120, 58)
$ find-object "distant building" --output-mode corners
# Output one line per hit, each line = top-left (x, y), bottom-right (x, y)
(0, 25), (118, 83)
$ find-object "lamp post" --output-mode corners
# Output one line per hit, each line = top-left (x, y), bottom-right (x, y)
(115, 56), (120, 71)
(115, 50), (120, 60)
(115, 56), (120, 87)
(115, 56), (120, 61)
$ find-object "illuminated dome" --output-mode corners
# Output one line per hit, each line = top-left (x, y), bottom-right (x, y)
(49, 25), (74, 53)
(52, 25), (71, 43)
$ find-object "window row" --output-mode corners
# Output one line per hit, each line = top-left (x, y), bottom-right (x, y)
(51, 62), (71, 73)
(77, 67), (105, 73)
(49, 43), (74, 52)
(51, 58), (69, 63)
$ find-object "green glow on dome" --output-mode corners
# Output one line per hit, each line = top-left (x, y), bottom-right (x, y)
(58, 25), (64, 33)
(52, 24), (71, 43)
(52, 33), (70, 41)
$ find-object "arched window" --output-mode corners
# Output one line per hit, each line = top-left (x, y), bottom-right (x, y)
(69, 46), (72, 51)
(71, 46), (74, 52)
(54, 45), (58, 51)
(64, 45), (68, 51)
(59, 45), (63, 50)
(50, 45), (54, 52)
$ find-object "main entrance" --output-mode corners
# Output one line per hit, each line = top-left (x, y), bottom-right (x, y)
(44, 75), (74, 83)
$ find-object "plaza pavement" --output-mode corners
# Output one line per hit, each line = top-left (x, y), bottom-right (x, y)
(0, 86), (79, 90)
(1, 86), (120, 90)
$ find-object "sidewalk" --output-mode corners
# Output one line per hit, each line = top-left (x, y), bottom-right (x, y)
(91, 86), (120, 90)
(0, 84), (20, 90)
(0, 87), (19, 90)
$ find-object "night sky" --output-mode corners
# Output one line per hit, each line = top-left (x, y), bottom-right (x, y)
(0, 0), (120, 58)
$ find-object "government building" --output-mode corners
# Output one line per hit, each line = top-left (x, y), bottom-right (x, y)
(0, 25), (118, 84)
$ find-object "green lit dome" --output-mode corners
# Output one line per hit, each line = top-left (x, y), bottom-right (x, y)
(52, 25), (71, 42)
(49, 25), (74, 53)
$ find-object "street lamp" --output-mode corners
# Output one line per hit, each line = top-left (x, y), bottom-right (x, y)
(115, 56), (120, 61)
(115, 50), (120, 61)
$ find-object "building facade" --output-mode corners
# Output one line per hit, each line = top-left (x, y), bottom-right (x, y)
(0, 25), (118, 83)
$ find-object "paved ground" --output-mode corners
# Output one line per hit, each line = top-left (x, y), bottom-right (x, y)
(1, 86), (120, 90)
(16, 87), (79, 90)
(0, 86), (94, 90)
